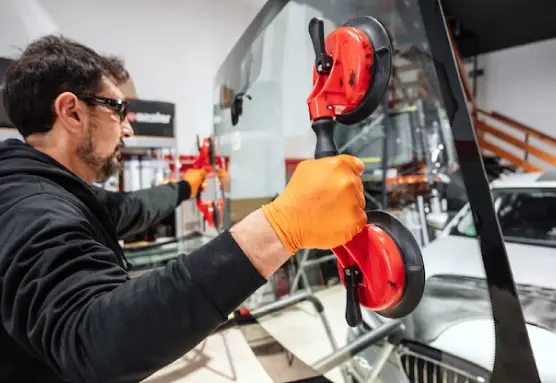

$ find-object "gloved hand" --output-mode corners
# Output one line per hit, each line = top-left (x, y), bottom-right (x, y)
(261, 155), (366, 254)
(183, 168), (208, 197)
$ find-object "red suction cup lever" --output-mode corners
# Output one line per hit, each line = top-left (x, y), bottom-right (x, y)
(192, 136), (225, 229)
(306, 17), (425, 327)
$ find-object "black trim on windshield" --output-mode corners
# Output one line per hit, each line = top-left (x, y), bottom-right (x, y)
(418, 0), (542, 381)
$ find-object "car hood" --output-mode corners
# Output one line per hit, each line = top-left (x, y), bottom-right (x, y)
(376, 235), (556, 345)
(422, 235), (556, 288)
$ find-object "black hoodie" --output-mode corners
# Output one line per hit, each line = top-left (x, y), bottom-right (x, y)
(0, 139), (266, 383)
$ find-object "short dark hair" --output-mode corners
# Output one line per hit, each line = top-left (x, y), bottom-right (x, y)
(0, 34), (129, 137)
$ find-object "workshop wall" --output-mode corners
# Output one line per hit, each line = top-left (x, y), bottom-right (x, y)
(476, 38), (556, 138)
(0, 0), (263, 154)
(473, 38), (556, 169)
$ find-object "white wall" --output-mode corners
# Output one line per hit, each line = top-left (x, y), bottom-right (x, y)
(472, 38), (556, 169)
(0, 0), (263, 154)
(476, 38), (556, 137)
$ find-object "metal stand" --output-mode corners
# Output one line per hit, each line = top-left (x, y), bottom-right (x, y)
(313, 321), (404, 379)
(416, 195), (430, 246)
(381, 98), (392, 209)
(364, 342), (396, 383)
(225, 291), (350, 382)
(288, 249), (347, 380)
(219, 331), (238, 381)
(221, 296), (406, 383)
(251, 292), (340, 355)
(290, 249), (337, 295)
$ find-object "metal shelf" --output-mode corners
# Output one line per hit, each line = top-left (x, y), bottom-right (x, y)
(123, 136), (176, 149)
(0, 129), (176, 149)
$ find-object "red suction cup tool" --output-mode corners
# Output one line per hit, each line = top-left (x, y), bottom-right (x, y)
(192, 136), (225, 229)
(306, 17), (425, 326)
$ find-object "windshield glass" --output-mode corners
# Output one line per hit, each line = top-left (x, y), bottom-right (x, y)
(451, 188), (556, 247)
(212, 0), (543, 381)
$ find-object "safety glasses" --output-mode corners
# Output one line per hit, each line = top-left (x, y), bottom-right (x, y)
(77, 94), (129, 122)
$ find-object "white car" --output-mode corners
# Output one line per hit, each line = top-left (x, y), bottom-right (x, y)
(348, 171), (556, 382)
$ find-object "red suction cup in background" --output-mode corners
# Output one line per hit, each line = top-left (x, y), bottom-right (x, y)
(192, 136), (226, 230)
(196, 199), (224, 229)
(305, 17), (425, 326)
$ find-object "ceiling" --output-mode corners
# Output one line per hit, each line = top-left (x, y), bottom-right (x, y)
(443, 0), (556, 57)
(299, 0), (556, 57)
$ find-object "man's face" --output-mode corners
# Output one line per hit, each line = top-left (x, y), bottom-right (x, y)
(78, 78), (133, 182)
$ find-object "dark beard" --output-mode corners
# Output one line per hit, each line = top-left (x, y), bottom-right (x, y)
(78, 132), (123, 183)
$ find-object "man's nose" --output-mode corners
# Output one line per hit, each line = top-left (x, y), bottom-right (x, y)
(121, 119), (135, 138)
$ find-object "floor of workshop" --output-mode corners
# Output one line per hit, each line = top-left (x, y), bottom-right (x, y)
(142, 285), (350, 383)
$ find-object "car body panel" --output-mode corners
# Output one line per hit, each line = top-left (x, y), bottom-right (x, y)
(490, 172), (556, 190)
(422, 235), (556, 289)
(431, 319), (556, 382)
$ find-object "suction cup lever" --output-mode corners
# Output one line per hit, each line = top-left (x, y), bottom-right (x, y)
(344, 266), (363, 327)
(309, 18), (332, 74)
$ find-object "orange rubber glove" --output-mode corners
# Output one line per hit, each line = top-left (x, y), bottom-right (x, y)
(261, 155), (366, 254)
(183, 168), (208, 197)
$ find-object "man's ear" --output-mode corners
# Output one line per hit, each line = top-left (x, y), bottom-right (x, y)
(53, 92), (85, 133)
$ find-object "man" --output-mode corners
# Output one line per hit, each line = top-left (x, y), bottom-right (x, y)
(0, 35), (367, 383)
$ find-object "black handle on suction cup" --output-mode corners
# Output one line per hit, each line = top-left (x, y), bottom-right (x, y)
(344, 266), (363, 327)
(308, 18), (332, 74)
(312, 119), (363, 327)
(312, 118), (339, 159)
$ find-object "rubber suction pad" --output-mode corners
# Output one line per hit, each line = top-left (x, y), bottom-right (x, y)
(336, 16), (393, 125)
(334, 211), (425, 319)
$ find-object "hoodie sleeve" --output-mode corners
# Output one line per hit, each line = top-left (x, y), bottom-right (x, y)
(92, 181), (192, 238)
(0, 193), (266, 383)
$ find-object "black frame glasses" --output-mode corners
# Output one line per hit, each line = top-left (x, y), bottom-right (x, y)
(76, 94), (129, 122)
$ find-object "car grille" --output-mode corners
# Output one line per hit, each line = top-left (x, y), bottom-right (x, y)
(399, 345), (489, 383)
